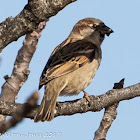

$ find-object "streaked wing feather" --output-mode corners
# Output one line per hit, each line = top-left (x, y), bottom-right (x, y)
(39, 39), (96, 89)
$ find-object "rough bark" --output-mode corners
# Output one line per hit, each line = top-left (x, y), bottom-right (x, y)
(0, 21), (46, 121)
(0, 91), (39, 134)
(0, 0), (77, 52)
(0, 82), (139, 120)
(0, 21), (46, 103)
(93, 79), (124, 140)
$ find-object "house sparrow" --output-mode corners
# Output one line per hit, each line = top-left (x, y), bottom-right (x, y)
(34, 18), (113, 122)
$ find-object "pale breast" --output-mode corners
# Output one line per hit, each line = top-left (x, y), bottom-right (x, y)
(60, 49), (101, 96)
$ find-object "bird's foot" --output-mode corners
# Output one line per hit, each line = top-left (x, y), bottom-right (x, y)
(83, 90), (91, 106)
(56, 102), (61, 109)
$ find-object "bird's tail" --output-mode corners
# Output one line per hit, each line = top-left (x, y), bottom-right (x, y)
(34, 91), (58, 122)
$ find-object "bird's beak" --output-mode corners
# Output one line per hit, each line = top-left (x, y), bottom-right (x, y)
(102, 25), (114, 36)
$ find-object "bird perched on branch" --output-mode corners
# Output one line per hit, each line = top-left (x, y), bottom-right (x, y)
(34, 18), (113, 122)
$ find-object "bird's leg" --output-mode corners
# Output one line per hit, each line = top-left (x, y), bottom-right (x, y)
(56, 102), (61, 109)
(83, 90), (90, 103)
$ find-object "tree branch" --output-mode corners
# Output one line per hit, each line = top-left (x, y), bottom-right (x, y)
(0, 0), (77, 52)
(0, 21), (46, 103)
(0, 91), (39, 134)
(0, 21), (46, 121)
(93, 79), (124, 140)
(0, 82), (139, 120)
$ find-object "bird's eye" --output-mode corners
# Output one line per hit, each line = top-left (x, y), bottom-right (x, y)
(93, 24), (97, 28)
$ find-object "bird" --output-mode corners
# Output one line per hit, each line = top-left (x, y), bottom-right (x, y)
(34, 18), (113, 122)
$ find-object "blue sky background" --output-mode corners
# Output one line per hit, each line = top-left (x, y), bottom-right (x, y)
(0, 0), (140, 140)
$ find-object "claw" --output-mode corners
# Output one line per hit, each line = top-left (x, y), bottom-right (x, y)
(56, 102), (61, 109)
(83, 90), (90, 104)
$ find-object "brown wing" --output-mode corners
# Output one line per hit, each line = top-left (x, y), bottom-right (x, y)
(39, 39), (97, 89)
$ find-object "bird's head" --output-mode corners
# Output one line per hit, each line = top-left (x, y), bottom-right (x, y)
(69, 18), (113, 47)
